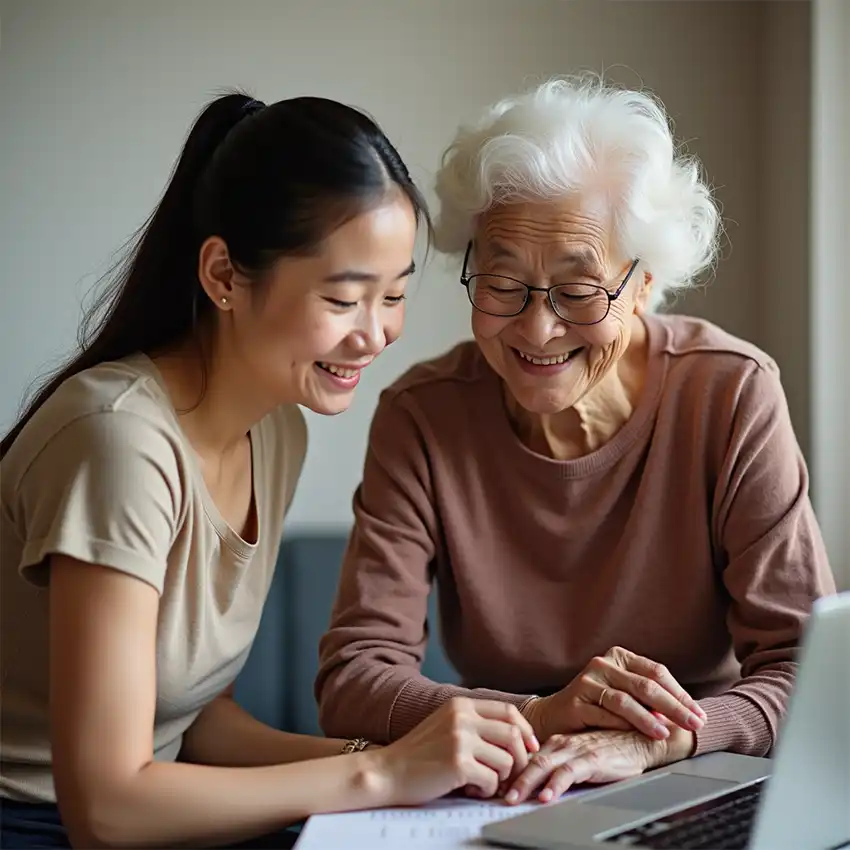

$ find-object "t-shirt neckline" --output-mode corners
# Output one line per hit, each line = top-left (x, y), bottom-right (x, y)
(127, 353), (262, 560)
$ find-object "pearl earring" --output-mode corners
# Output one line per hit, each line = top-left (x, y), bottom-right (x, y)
(220, 296), (228, 305)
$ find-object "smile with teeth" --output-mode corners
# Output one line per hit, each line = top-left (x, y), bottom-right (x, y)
(317, 363), (360, 378)
(515, 348), (582, 366)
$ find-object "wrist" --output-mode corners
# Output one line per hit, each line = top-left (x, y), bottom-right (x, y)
(520, 696), (546, 740)
(662, 726), (697, 764)
(349, 747), (396, 809)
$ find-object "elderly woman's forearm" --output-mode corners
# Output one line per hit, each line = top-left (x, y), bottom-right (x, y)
(318, 662), (531, 742)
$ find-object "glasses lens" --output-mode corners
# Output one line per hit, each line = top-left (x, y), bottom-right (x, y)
(468, 275), (526, 315)
(551, 285), (609, 324)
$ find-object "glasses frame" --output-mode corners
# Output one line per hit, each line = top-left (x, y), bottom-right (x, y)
(459, 242), (640, 326)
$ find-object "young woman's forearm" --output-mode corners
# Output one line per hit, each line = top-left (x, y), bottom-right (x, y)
(180, 694), (347, 767)
(67, 750), (388, 849)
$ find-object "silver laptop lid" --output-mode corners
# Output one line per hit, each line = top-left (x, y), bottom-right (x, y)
(749, 590), (850, 850)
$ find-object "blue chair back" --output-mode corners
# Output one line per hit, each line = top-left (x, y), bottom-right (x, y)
(234, 533), (459, 734)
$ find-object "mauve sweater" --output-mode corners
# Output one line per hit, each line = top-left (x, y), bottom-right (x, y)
(315, 314), (836, 757)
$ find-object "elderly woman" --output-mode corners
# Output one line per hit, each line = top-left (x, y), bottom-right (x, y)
(315, 78), (836, 804)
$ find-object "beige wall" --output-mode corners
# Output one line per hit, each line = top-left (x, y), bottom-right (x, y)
(0, 0), (815, 529)
(811, 0), (850, 588)
(758, 1), (812, 460)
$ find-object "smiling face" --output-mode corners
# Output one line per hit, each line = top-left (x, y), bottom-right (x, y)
(208, 190), (418, 416)
(469, 197), (649, 415)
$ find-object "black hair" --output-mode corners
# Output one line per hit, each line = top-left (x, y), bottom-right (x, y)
(1, 91), (430, 457)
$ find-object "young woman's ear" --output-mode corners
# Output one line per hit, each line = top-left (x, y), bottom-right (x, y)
(198, 236), (237, 310)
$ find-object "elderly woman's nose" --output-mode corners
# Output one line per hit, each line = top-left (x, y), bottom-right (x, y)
(515, 292), (567, 343)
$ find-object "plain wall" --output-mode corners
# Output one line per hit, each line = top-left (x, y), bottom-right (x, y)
(811, 0), (850, 589)
(0, 0), (805, 532)
(758, 1), (812, 461)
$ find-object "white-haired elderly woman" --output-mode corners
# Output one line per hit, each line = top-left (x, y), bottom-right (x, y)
(315, 78), (836, 805)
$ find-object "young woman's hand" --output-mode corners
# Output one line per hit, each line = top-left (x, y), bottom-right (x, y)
(523, 647), (706, 743)
(371, 697), (539, 807)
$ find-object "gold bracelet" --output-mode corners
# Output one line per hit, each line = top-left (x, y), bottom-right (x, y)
(341, 737), (371, 754)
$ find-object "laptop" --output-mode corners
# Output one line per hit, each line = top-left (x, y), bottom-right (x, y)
(483, 591), (850, 850)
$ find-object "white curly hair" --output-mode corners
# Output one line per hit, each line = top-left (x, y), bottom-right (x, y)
(433, 75), (721, 310)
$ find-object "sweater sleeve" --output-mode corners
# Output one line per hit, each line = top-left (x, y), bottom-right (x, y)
(695, 360), (837, 757)
(315, 390), (529, 743)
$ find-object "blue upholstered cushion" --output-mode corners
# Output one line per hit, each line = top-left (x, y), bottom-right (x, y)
(234, 534), (459, 735)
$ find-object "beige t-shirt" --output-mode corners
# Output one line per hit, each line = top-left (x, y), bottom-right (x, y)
(0, 354), (307, 802)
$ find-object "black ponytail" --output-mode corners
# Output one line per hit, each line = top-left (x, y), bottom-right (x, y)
(1, 91), (429, 458)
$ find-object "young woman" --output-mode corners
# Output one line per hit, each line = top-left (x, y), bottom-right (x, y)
(0, 93), (538, 849)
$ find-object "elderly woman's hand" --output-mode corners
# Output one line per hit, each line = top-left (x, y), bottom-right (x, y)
(523, 647), (706, 743)
(504, 725), (696, 805)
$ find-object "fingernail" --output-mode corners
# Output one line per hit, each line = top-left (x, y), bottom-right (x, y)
(655, 723), (670, 738)
(530, 736), (540, 751)
(539, 789), (553, 802)
(506, 790), (519, 804)
(688, 714), (704, 730)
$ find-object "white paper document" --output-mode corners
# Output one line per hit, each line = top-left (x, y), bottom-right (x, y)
(294, 792), (588, 849)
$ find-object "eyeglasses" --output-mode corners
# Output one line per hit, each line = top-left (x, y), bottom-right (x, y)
(460, 242), (640, 326)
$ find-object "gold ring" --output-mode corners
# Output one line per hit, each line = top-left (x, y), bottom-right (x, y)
(597, 687), (609, 708)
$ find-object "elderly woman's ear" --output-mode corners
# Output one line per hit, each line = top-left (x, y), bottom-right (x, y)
(634, 268), (654, 314)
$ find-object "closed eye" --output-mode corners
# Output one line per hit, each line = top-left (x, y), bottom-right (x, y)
(555, 284), (605, 302)
(324, 294), (407, 309)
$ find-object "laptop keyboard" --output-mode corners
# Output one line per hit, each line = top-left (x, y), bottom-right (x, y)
(608, 781), (765, 848)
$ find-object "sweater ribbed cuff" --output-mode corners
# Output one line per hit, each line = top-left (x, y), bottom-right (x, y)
(693, 693), (774, 757)
(388, 679), (531, 741)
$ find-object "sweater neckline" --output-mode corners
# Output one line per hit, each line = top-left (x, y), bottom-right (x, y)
(486, 314), (669, 478)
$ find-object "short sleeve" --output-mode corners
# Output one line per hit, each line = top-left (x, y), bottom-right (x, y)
(14, 410), (182, 594)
